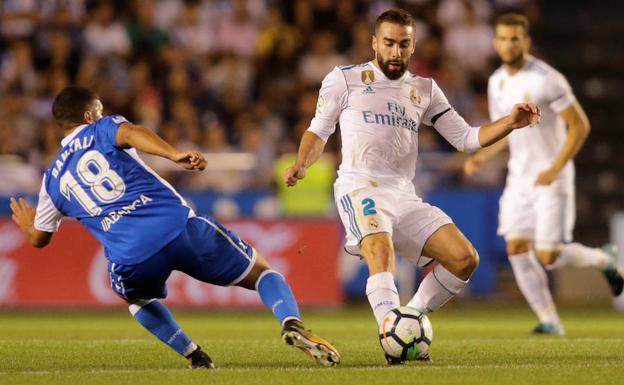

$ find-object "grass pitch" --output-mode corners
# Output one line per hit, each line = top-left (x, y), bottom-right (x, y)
(0, 304), (623, 385)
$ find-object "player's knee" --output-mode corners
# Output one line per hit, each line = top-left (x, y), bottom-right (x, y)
(536, 249), (560, 266)
(127, 298), (156, 316)
(506, 240), (532, 255)
(452, 246), (479, 278)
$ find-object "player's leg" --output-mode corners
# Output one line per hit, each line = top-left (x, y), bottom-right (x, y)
(406, 223), (478, 313)
(108, 235), (213, 368)
(534, 188), (623, 295)
(236, 252), (340, 366)
(494, 184), (563, 334)
(506, 239), (563, 335)
(236, 252), (301, 326)
(359, 232), (401, 325)
(335, 190), (400, 326)
(181, 215), (340, 366)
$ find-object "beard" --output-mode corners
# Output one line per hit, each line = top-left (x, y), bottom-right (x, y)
(376, 52), (408, 80)
(502, 52), (525, 68)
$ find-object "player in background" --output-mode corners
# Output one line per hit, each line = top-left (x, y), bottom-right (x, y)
(283, 9), (540, 363)
(9, 86), (340, 368)
(464, 14), (624, 336)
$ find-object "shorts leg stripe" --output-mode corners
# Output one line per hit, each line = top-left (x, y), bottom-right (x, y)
(345, 195), (363, 239)
(341, 196), (362, 240)
(560, 194), (566, 242)
(227, 247), (258, 286)
(339, 196), (359, 240)
(194, 216), (252, 262)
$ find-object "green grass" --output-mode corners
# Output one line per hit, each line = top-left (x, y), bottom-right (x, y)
(1, 304), (623, 385)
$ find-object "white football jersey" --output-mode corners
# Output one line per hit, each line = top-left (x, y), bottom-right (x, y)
(308, 61), (481, 189)
(488, 55), (576, 182)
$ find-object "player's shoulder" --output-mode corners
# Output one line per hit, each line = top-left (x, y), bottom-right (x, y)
(97, 115), (129, 127)
(333, 62), (373, 83)
(405, 70), (434, 87)
(337, 62), (370, 72)
(525, 56), (566, 80)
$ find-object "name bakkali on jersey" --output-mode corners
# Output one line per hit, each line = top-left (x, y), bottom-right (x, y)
(34, 115), (195, 265)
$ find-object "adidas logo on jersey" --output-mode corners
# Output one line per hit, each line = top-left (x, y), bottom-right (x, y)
(362, 86), (375, 94)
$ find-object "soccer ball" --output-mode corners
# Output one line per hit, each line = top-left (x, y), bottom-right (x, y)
(379, 306), (432, 361)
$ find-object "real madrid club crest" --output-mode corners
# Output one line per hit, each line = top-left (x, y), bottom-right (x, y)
(361, 70), (375, 85)
(317, 95), (326, 111)
(523, 91), (531, 103)
(409, 88), (421, 105)
(368, 217), (379, 230)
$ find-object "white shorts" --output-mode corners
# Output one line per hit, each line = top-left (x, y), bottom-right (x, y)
(498, 178), (575, 250)
(335, 181), (452, 267)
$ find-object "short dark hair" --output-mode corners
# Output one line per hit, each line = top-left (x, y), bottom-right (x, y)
(495, 13), (530, 35)
(52, 86), (98, 126)
(375, 9), (416, 34)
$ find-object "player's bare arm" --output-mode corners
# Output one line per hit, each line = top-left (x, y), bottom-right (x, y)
(283, 131), (326, 187)
(464, 137), (509, 176)
(9, 197), (53, 248)
(536, 101), (590, 185)
(116, 122), (207, 171)
(478, 103), (540, 148)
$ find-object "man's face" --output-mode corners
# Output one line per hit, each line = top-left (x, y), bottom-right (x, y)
(494, 24), (530, 66)
(372, 22), (415, 80)
(84, 99), (103, 123)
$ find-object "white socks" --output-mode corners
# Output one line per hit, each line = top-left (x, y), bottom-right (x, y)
(406, 265), (467, 314)
(548, 242), (612, 270)
(509, 251), (561, 325)
(366, 272), (400, 326)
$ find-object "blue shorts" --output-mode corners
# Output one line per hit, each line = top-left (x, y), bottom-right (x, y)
(108, 215), (255, 301)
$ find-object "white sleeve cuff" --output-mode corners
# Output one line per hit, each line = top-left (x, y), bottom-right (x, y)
(464, 126), (482, 153)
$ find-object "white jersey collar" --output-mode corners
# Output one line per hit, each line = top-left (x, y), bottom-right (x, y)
(61, 124), (89, 147)
(504, 55), (535, 77)
(369, 61), (410, 82)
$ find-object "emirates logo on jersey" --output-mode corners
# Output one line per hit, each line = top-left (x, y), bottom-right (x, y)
(409, 88), (421, 105)
(361, 70), (375, 85)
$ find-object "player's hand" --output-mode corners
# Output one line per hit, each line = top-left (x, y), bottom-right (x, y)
(509, 103), (541, 129)
(172, 150), (207, 171)
(463, 155), (483, 176)
(536, 168), (559, 186)
(10, 197), (36, 232)
(283, 164), (306, 187)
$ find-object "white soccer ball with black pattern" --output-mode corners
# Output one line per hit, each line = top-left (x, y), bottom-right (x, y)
(379, 306), (433, 361)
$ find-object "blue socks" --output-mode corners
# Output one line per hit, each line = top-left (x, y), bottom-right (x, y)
(129, 300), (196, 356)
(256, 270), (301, 325)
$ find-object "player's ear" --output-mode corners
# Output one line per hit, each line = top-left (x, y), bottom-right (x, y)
(83, 110), (93, 124)
(372, 34), (377, 52)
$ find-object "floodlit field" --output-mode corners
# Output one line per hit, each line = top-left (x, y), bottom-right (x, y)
(1, 304), (623, 385)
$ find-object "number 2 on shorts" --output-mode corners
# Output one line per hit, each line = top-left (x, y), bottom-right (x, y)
(362, 198), (377, 216)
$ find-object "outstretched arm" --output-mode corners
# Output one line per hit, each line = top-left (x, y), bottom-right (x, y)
(477, 103), (541, 147)
(116, 123), (207, 171)
(283, 131), (326, 187)
(10, 197), (53, 248)
(536, 101), (589, 185)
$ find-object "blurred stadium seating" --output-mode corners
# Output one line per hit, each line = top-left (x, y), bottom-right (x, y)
(0, 0), (621, 306)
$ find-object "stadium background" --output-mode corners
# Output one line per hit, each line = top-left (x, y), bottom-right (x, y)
(0, 0), (622, 309)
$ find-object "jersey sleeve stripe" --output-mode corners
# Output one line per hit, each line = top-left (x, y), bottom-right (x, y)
(431, 108), (452, 125)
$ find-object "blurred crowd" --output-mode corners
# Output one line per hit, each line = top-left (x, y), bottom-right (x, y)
(0, 0), (540, 195)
